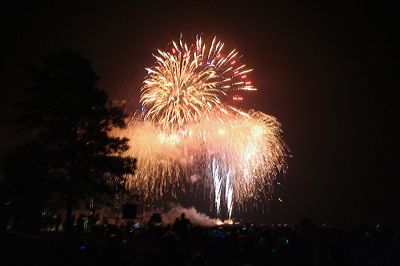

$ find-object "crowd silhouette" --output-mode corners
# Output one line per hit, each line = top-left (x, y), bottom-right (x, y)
(2, 213), (400, 266)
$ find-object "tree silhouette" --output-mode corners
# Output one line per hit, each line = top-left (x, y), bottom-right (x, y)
(1, 142), (49, 231)
(4, 50), (136, 235)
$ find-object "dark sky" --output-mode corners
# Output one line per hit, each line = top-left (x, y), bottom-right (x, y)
(1, 1), (397, 224)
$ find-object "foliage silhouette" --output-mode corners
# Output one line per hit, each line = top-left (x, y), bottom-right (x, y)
(1, 50), (136, 234)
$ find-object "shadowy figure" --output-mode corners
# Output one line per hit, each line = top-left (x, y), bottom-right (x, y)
(148, 213), (162, 227)
(148, 212), (163, 236)
(162, 226), (181, 265)
(87, 210), (97, 233)
(173, 213), (192, 238)
(77, 214), (85, 234)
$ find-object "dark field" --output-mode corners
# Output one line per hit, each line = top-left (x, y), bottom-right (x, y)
(2, 220), (399, 266)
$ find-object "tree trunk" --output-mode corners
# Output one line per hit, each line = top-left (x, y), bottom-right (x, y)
(61, 175), (74, 264)
(64, 176), (74, 240)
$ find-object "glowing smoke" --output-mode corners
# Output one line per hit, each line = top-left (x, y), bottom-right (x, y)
(161, 205), (221, 227)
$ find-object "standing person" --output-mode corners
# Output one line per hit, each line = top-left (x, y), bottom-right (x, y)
(173, 213), (192, 237)
(77, 214), (85, 234)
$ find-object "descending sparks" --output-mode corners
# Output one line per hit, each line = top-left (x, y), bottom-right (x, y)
(118, 36), (288, 218)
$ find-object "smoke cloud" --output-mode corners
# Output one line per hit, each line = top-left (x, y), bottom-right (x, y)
(161, 204), (219, 227)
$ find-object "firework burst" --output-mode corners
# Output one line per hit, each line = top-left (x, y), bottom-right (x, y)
(141, 36), (256, 130)
(118, 36), (288, 218)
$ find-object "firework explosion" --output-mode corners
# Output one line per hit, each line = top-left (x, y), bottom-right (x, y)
(120, 36), (287, 218)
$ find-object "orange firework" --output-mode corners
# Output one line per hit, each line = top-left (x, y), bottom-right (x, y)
(118, 36), (288, 218)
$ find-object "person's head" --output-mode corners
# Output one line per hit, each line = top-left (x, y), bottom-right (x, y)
(180, 213), (185, 219)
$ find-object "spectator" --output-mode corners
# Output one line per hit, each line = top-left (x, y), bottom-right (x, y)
(173, 213), (192, 237)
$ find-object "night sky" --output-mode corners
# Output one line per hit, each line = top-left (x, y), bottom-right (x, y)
(1, 1), (397, 224)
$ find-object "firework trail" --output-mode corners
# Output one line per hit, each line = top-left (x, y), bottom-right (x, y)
(119, 36), (287, 218)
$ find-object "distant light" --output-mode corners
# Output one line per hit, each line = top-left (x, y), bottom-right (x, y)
(172, 48), (176, 53)
(232, 95), (243, 101)
(278, 198), (283, 202)
(241, 75), (247, 79)
(231, 60), (236, 65)
(245, 81), (252, 85)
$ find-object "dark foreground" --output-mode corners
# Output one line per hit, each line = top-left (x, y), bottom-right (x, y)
(1, 221), (400, 266)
